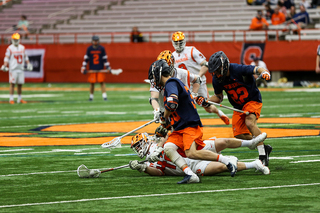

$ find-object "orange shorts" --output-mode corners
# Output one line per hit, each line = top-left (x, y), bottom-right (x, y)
(232, 101), (262, 137)
(166, 126), (206, 151)
(88, 73), (107, 83)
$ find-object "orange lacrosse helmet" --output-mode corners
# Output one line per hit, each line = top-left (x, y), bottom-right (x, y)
(172, 31), (186, 52)
(131, 133), (151, 159)
(11, 33), (20, 46)
(157, 50), (175, 67)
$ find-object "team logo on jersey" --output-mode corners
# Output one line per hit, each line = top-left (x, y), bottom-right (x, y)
(240, 43), (265, 65)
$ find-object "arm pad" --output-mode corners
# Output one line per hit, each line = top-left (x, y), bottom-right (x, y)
(165, 95), (179, 112)
(149, 97), (159, 105)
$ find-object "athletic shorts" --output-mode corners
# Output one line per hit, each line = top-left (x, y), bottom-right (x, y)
(9, 71), (24, 84)
(232, 101), (262, 137)
(88, 73), (107, 83)
(186, 158), (211, 176)
(166, 126), (206, 151)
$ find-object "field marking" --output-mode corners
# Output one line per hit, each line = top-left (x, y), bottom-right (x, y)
(290, 160), (320, 163)
(0, 148), (33, 153)
(0, 183), (319, 209)
(0, 170), (75, 177)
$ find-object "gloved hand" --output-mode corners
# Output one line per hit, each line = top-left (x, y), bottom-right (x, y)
(147, 146), (164, 162)
(195, 96), (211, 108)
(27, 63), (33, 71)
(129, 160), (147, 173)
(1, 65), (9, 72)
(260, 71), (271, 81)
(81, 67), (87, 74)
(160, 113), (171, 129)
(191, 92), (198, 99)
(153, 108), (160, 123)
(155, 125), (168, 138)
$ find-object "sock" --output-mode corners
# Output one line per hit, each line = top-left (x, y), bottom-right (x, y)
(257, 145), (266, 155)
(240, 139), (251, 147)
(218, 110), (226, 117)
(102, 93), (107, 99)
(217, 154), (229, 165)
(245, 161), (256, 169)
(89, 94), (94, 99)
(9, 95), (14, 101)
(183, 167), (194, 176)
(17, 95), (22, 102)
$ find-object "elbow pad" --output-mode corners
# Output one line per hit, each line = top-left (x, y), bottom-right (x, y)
(165, 95), (179, 112)
(194, 76), (202, 84)
(149, 97), (159, 105)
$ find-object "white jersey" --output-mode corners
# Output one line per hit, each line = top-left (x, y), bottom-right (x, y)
(4, 44), (29, 72)
(172, 46), (206, 83)
(149, 67), (198, 112)
(250, 60), (267, 70)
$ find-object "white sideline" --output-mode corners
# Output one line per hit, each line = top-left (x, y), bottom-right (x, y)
(0, 183), (319, 209)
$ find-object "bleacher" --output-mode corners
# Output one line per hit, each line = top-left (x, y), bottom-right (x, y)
(1, 0), (320, 43)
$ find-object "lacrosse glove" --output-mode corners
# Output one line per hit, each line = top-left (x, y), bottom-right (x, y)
(195, 96), (211, 108)
(155, 125), (168, 138)
(129, 160), (147, 173)
(260, 71), (271, 81)
(160, 112), (171, 129)
(27, 63), (33, 71)
(147, 146), (164, 163)
(1, 65), (8, 72)
(153, 108), (160, 123)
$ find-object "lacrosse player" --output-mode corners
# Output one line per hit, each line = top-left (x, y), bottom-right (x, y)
(129, 132), (270, 178)
(1, 33), (32, 104)
(171, 31), (229, 125)
(147, 59), (238, 184)
(200, 51), (272, 166)
(150, 50), (202, 123)
(316, 45), (320, 74)
(81, 35), (111, 101)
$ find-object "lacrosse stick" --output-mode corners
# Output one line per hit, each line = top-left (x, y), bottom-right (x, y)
(207, 100), (249, 115)
(101, 119), (157, 149)
(77, 160), (148, 178)
(83, 69), (123, 75)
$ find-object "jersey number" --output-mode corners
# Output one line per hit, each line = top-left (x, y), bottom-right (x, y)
(178, 63), (187, 70)
(14, 55), (23, 64)
(228, 87), (249, 105)
(93, 54), (100, 65)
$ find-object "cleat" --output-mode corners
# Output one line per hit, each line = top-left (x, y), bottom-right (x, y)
(254, 160), (270, 175)
(249, 132), (267, 150)
(103, 98), (108, 101)
(259, 144), (273, 166)
(226, 156), (238, 177)
(19, 99), (27, 104)
(9, 100), (14, 104)
(177, 173), (200, 184)
(220, 115), (230, 125)
(88, 98), (93, 101)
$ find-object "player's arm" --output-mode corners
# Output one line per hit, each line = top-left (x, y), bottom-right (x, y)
(208, 93), (223, 104)
(316, 55), (320, 73)
(253, 66), (271, 80)
(81, 49), (90, 73)
(150, 90), (161, 122)
(189, 73), (201, 97)
(102, 48), (111, 72)
(198, 60), (208, 78)
(145, 166), (164, 176)
(1, 54), (9, 71)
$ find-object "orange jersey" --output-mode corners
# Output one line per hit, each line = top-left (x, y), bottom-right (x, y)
(249, 17), (269, 30)
(271, 12), (286, 25)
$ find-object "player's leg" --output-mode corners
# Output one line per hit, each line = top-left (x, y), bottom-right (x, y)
(16, 71), (26, 103)
(89, 83), (94, 101)
(9, 83), (15, 104)
(98, 73), (107, 100)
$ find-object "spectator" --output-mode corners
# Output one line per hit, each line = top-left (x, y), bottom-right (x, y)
(300, 0), (311, 9)
(15, 15), (29, 39)
(130, 26), (143, 43)
(251, 57), (269, 87)
(264, 0), (278, 5)
(292, 3), (310, 28)
(286, 5), (297, 20)
(311, 0), (320, 8)
(316, 45), (320, 73)
(271, 5), (286, 25)
(252, 0), (267, 5)
(265, 3), (274, 20)
(249, 10), (270, 30)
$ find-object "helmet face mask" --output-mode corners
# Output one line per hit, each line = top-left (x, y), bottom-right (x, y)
(172, 31), (186, 52)
(148, 60), (171, 91)
(11, 33), (20, 46)
(157, 50), (175, 76)
(208, 51), (230, 83)
(131, 133), (151, 159)
(91, 35), (99, 47)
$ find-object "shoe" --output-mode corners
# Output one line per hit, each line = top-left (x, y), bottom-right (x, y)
(254, 160), (270, 175)
(259, 144), (273, 166)
(19, 99), (27, 104)
(220, 115), (230, 125)
(103, 98), (108, 101)
(89, 98), (93, 101)
(226, 156), (238, 177)
(248, 132), (267, 150)
(177, 173), (200, 184)
(9, 100), (14, 104)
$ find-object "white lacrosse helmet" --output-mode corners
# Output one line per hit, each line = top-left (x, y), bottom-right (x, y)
(131, 132), (151, 159)
(172, 31), (186, 53)
(11, 33), (20, 46)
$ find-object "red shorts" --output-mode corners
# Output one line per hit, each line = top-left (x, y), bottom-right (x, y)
(88, 73), (107, 83)
(232, 101), (262, 137)
(166, 126), (206, 151)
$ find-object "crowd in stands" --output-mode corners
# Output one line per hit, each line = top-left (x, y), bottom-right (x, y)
(248, 0), (314, 34)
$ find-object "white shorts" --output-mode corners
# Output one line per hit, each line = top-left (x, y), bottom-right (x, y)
(186, 139), (219, 176)
(9, 71), (25, 84)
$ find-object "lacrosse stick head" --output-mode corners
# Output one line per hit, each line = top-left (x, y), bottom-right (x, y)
(77, 164), (101, 178)
(131, 133), (151, 159)
(110, 69), (123, 75)
(101, 137), (122, 149)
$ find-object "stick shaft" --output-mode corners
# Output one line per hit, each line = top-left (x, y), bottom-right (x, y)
(207, 100), (249, 115)
(118, 119), (156, 139)
(100, 160), (148, 173)
(87, 69), (110, 73)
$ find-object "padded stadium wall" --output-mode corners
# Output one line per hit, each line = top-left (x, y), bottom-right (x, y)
(0, 40), (317, 83)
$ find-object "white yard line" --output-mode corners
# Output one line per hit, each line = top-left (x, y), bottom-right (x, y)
(0, 183), (319, 208)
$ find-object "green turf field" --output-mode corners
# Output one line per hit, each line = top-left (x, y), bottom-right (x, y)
(0, 83), (320, 213)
